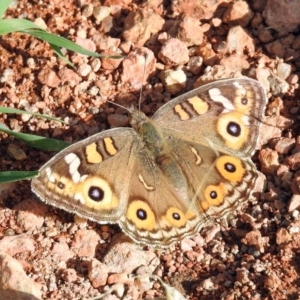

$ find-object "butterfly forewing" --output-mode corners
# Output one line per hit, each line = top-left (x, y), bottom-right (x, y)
(153, 78), (267, 157)
(32, 128), (138, 222)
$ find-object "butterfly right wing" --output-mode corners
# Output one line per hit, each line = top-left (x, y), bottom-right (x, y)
(32, 126), (204, 246)
(31, 128), (139, 223)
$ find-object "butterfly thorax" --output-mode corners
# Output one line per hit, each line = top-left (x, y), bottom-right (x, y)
(130, 109), (188, 197)
(130, 109), (169, 158)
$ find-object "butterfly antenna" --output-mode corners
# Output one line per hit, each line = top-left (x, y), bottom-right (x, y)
(138, 53), (148, 113)
(105, 99), (130, 113)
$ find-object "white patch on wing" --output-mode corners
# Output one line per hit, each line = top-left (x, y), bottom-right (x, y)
(65, 153), (81, 184)
(45, 167), (55, 183)
(233, 81), (247, 94)
(209, 88), (234, 111)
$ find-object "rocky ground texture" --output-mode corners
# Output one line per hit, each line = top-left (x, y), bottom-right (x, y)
(0, 0), (300, 299)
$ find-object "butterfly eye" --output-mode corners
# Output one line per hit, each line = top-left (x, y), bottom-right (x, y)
(88, 186), (104, 201)
(210, 190), (217, 199)
(203, 183), (227, 207)
(216, 112), (249, 150)
(77, 176), (119, 210)
(126, 200), (156, 230)
(57, 182), (65, 189)
(224, 162), (236, 173)
(137, 208), (147, 220)
(162, 207), (195, 228)
(215, 156), (245, 183)
(241, 97), (248, 105)
(227, 121), (241, 137)
(172, 212), (180, 220)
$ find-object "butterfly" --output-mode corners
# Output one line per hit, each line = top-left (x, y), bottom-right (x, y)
(31, 77), (267, 246)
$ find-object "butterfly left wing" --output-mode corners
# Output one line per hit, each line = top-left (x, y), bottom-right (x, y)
(161, 136), (260, 224)
(153, 77), (267, 158)
(148, 77), (266, 231)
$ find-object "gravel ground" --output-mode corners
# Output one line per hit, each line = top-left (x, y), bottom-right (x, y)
(0, 0), (300, 299)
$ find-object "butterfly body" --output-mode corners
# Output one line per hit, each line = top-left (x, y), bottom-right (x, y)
(32, 78), (267, 246)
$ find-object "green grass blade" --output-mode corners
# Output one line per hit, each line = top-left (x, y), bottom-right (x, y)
(0, 171), (38, 183)
(50, 43), (74, 66)
(0, 0), (11, 18)
(0, 123), (69, 151)
(21, 29), (123, 58)
(0, 106), (66, 123)
(0, 19), (123, 60)
(0, 19), (41, 34)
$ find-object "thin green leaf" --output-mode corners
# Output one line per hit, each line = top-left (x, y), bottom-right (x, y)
(0, 0), (12, 18)
(0, 19), (123, 60)
(21, 29), (123, 58)
(0, 123), (69, 151)
(0, 106), (66, 123)
(0, 18), (123, 58)
(0, 19), (41, 35)
(0, 171), (38, 183)
(50, 43), (74, 66)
